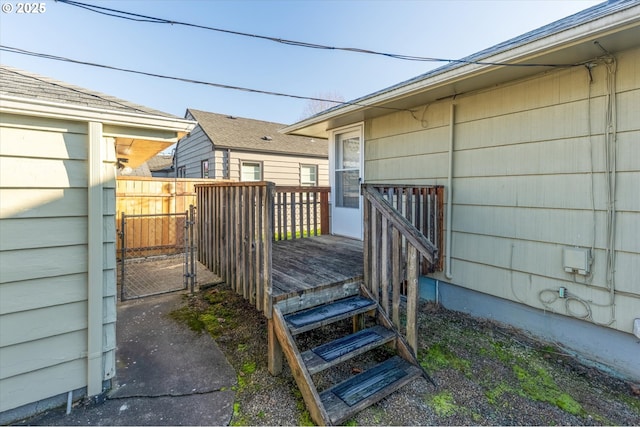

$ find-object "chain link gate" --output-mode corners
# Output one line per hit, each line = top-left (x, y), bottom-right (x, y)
(118, 205), (197, 301)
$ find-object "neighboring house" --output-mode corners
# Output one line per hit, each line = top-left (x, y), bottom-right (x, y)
(0, 65), (195, 422)
(284, 1), (640, 379)
(117, 161), (152, 177)
(116, 154), (174, 177)
(174, 109), (328, 186)
(148, 153), (175, 177)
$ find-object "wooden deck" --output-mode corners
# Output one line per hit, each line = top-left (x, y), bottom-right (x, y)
(272, 235), (363, 301)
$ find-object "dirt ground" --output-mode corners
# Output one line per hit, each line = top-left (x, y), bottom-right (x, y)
(170, 283), (640, 426)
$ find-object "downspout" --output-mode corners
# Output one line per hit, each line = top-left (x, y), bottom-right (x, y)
(87, 122), (104, 396)
(445, 102), (455, 280)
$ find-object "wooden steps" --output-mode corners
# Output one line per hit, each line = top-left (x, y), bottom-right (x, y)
(321, 356), (422, 425)
(273, 288), (424, 425)
(284, 295), (376, 335)
(302, 325), (395, 375)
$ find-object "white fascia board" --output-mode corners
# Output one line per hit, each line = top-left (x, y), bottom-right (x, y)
(0, 95), (196, 135)
(282, 4), (640, 134)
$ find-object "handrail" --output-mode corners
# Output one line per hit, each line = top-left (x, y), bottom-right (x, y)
(361, 184), (444, 354)
(363, 185), (438, 264)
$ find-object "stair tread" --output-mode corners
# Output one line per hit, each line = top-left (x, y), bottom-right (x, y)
(284, 296), (375, 334)
(320, 356), (421, 425)
(302, 326), (395, 375)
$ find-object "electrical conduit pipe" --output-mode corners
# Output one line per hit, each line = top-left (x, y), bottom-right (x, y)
(445, 102), (455, 280)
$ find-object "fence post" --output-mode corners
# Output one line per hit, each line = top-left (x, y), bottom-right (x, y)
(120, 212), (126, 301)
(189, 204), (196, 294)
(184, 209), (189, 291)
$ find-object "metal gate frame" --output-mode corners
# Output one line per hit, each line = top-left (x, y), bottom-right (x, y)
(118, 205), (197, 301)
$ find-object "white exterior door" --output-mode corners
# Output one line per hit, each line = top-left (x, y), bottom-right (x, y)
(330, 125), (363, 239)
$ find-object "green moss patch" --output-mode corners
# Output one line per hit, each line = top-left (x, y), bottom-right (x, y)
(429, 391), (458, 418)
(512, 364), (583, 415)
(419, 342), (470, 375)
(169, 289), (239, 338)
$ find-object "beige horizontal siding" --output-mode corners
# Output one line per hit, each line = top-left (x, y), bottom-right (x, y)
(0, 157), (87, 188)
(0, 330), (86, 379)
(0, 188), (87, 219)
(0, 359), (86, 413)
(0, 301), (87, 348)
(230, 151), (329, 186)
(0, 113), (119, 413)
(0, 218), (88, 251)
(0, 274), (87, 315)
(451, 172), (640, 211)
(363, 46), (640, 334)
(0, 127), (87, 160)
(0, 245), (88, 284)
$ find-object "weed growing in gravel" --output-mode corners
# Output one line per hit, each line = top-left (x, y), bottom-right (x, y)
(230, 402), (250, 426)
(419, 342), (470, 375)
(292, 389), (314, 426)
(429, 391), (458, 417)
(169, 289), (239, 338)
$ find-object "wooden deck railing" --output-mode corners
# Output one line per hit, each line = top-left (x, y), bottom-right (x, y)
(195, 183), (332, 316)
(362, 184), (444, 354)
(273, 186), (330, 240)
(196, 182), (275, 315)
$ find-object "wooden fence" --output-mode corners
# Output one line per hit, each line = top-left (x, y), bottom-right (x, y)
(116, 177), (222, 257)
(362, 184), (444, 354)
(195, 182), (332, 315)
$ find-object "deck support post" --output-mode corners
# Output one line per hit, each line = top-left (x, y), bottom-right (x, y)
(268, 319), (283, 375)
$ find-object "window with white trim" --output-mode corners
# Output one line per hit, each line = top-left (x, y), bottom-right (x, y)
(241, 161), (262, 181)
(300, 164), (317, 187)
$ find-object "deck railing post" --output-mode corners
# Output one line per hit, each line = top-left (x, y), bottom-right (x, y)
(264, 183), (275, 317)
(320, 190), (329, 235)
(363, 192), (371, 294)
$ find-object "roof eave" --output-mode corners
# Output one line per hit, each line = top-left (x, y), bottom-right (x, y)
(0, 94), (196, 135)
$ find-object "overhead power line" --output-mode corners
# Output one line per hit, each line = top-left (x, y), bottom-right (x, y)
(56, 0), (581, 68)
(0, 45), (408, 112)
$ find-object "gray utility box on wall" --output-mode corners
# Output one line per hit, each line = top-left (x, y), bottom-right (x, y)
(563, 247), (591, 275)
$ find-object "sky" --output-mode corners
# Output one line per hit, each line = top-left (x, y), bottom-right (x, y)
(0, 0), (602, 126)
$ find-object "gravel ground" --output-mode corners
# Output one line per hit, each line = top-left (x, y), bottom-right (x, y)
(173, 283), (640, 426)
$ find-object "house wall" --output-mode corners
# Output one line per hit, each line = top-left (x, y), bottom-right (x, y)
(224, 150), (329, 186)
(174, 122), (213, 178)
(0, 113), (117, 415)
(175, 123), (329, 186)
(362, 46), (640, 337)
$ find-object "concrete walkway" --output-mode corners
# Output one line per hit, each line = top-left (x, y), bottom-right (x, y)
(18, 292), (236, 426)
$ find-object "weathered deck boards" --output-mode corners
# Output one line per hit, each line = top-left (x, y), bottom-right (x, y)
(272, 235), (363, 300)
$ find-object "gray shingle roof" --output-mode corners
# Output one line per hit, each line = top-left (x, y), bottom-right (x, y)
(0, 65), (180, 119)
(187, 109), (327, 157)
(147, 154), (174, 171)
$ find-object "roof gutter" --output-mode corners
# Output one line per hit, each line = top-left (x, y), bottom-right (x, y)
(0, 95), (196, 134)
